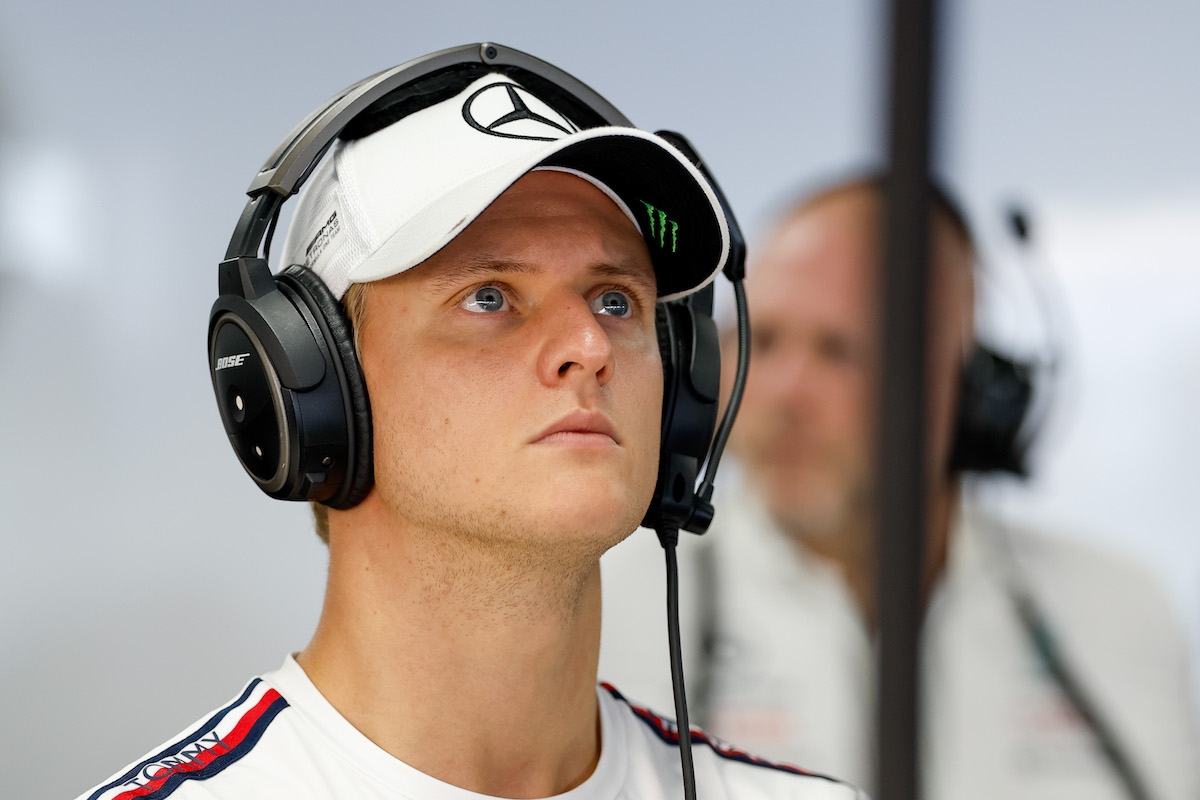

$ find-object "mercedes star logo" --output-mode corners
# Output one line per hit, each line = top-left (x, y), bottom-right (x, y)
(462, 82), (578, 142)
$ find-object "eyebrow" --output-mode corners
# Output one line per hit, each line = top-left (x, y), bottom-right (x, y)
(592, 261), (658, 297)
(427, 257), (531, 293)
(428, 255), (658, 297)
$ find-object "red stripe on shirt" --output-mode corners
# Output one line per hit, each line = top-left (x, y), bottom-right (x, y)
(109, 689), (283, 800)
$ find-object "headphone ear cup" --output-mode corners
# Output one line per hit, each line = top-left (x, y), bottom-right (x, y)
(642, 295), (721, 532)
(208, 307), (292, 492)
(950, 344), (1035, 476)
(275, 265), (374, 509)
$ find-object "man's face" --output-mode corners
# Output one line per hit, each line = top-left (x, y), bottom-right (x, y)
(725, 195), (880, 539)
(356, 171), (663, 557)
(724, 190), (972, 541)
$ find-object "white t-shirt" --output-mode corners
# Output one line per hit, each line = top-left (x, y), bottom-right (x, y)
(76, 654), (864, 800)
(598, 476), (1200, 800)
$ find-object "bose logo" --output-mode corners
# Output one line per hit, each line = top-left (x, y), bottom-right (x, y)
(215, 353), (250, 370)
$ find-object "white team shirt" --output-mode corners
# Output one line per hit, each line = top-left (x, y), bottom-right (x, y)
(76, 654), (864, 800)
(598, 474), (1200, 800)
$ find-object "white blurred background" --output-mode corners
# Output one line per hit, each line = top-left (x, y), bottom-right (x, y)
(0, 2), (1197, 797)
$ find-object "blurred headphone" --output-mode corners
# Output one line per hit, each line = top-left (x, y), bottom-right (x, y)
(950, 202), (1062, 478)
(208, 43), (741, 529)
(930, 186), (1043, 478)
(950, 343), (1036, 476)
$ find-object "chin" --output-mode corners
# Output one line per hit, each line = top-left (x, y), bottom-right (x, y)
(764, 479), (851, 534)
(544, 478), (648, 543)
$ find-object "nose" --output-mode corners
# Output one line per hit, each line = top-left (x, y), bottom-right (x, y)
(754, 340), (818, 408)
(535, 293), (615, 388)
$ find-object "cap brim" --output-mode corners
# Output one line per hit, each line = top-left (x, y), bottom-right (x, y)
(345, 127), (729, 301)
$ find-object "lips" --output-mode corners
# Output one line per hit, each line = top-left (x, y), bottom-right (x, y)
(532, 409), (619, 445)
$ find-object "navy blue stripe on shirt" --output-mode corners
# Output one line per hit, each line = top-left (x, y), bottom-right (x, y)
(134, 692), (288, 800)
(86, 679), (263, 800)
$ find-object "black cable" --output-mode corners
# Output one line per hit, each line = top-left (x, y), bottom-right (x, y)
(1002, 205), (1068, 461)
(697, 278), (750, 504)
(658, 525), (698, 800)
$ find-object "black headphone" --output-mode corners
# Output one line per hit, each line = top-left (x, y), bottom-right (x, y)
(926, 186), (1041, 478)
(948, 205), (1058, 478)
(208, 43), (745, 530)
(949, 343), (1036, 475)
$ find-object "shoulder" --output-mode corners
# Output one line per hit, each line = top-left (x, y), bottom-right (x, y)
(600, 684), (866, 799)
(74, 677), (292, 800)
(1004, 519), (1151, 578)
(1000, 519), (1178, 624)
(970, 513), (1193, 682)
(984, 517), (1200, 796)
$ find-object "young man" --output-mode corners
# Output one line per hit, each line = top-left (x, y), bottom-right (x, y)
(75, 54), (862, 800)
(600, 175), (1199, 800)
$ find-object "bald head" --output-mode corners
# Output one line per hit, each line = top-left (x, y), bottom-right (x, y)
(723, 179), (975, 544)
(774, 177), (976, 288)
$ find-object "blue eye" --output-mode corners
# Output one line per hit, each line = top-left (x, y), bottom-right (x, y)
(591, 290), (632, 318)
(461, 286), (509, 313)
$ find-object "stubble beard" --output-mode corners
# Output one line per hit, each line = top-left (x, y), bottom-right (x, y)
(764, 464), (875, 564)
(380, 463), (644, 627)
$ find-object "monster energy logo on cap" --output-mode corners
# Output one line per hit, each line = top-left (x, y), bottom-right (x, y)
(640, 201), (679, 253)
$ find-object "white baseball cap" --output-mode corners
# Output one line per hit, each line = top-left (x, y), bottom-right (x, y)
(279, 71), (730, 301)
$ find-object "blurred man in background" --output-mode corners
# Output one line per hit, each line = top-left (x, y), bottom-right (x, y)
(600, 174), (1199, 800)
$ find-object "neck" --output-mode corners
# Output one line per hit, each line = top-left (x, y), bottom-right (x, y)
(298, 495), (603, 798)
(784, 481), (958, 632)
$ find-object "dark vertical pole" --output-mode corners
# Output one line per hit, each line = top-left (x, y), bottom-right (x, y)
(876, 0), (939, 799)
